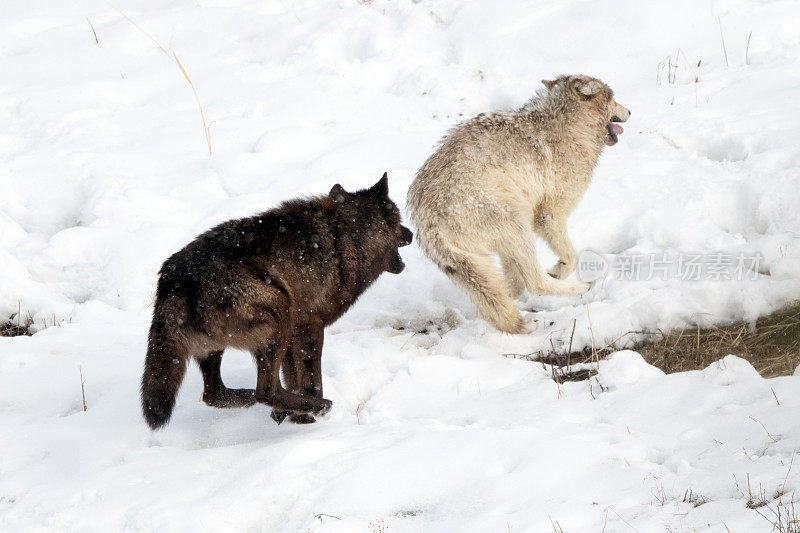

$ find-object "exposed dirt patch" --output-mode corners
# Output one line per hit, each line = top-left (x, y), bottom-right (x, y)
(0, 318), (32, 338)
(510, 303), (800, 382)
(634, 303), (800, 378)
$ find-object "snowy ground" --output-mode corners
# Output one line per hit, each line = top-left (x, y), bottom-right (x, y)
(2, 0), (800, 531)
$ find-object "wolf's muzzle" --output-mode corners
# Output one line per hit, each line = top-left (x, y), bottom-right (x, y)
(611, 106), (630, 123)
(399, 225), (413, 247)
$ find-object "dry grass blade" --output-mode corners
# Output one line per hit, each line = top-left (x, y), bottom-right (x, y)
(86, 17), (99, 44)
(568, 318), (576, 356)
(676, 48), (699, 82)
(111, 4), (212, 155)
(718, 16), (729, 67)
(109, 4), (168, 54)
(172, 52), (213, 155)
(79, 366), (88, 412)
(586, 302), (598, 369)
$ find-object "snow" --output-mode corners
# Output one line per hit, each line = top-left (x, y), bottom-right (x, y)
(1, 0), (800, 531)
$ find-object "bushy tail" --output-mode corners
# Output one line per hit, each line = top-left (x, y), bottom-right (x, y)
(415, 225), (523, 334)
(140, 317), (189, 430)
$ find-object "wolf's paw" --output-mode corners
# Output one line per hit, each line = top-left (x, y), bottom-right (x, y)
(504, 312), (539, 335)
(270, 409), (290, 425)
(520, 313), (539, 334)
(289, 413), (317, 424)
(207, 388), (255, 408)
(312, 398), (333, 417)
(548, 260), (574, 280)
(563, 279), (591, 296)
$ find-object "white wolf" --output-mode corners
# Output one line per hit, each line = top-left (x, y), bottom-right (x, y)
(407, 75), (630, 334)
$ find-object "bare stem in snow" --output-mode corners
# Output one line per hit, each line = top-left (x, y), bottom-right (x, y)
(86, 17), (99, 44)
(718, 17), (729, 67)
(586, 301), (598, 368)
(79, 366), (87, 412)
(746, 31), (753, 66)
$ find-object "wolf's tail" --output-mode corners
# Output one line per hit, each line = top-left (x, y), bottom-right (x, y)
(414, 224), (524, 334)
(141, 312), (189, 430)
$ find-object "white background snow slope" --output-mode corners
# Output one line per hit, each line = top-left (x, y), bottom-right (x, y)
(1, 0), (800, 531)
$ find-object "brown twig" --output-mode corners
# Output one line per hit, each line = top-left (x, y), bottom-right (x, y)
(400, 332), (418, 350)
(586, 303), (598, 369)
(596, 330), (645, 354)
(567, 318), (576, 365)
(603, 505), (640, 532)
(750, 415), (780, 443)
(772, 388), (782, 405)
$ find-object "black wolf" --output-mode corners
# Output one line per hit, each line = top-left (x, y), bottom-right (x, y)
(141, 173), (412, 429)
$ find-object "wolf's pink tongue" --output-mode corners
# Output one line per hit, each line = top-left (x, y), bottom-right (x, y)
(610, 123), (624, 135)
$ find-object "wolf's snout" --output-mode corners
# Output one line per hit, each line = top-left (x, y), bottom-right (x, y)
(607, 104), (630, 144)
(611, 105), (630, 123)
(399, 225), (413, 247)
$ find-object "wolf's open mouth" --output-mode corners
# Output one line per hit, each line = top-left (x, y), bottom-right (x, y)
(389, 251), (405, 274)
(606, 122), (624, 142)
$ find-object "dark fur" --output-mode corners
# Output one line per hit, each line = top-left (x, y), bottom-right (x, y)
(141, 174), (412, 429)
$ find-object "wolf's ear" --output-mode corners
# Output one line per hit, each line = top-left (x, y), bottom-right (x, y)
(369, 172), (389, 198)
(329, 183), (347, 202)
(541, 79), (556, 90)
(571, 78), (603, 97)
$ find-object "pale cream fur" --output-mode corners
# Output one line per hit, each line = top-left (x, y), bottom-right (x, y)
(407, 74), (630, 334)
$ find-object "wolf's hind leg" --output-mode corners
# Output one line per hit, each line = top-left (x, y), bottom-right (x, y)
(500, 254), (526, 298)
(198, 351), (256, 408)
(535, 215), (577, 280)
(445, 250), (527, 334)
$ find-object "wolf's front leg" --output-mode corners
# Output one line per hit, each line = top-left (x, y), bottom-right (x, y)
(270, 319), (327, 424)
(504, 226), (589, 298)
(288, 320), (325, 424)
(290, 319), (325, 398)
(253, 339), (332, 420)
(535, 214), (577, 280)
